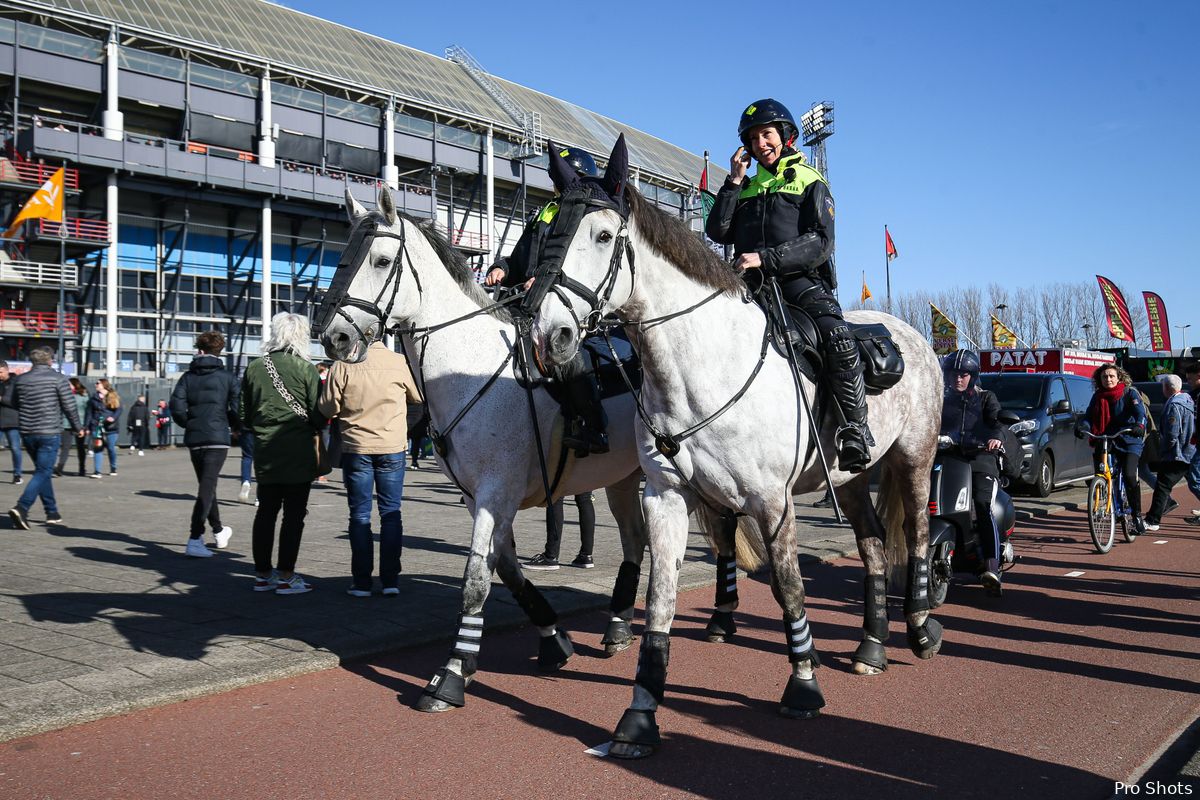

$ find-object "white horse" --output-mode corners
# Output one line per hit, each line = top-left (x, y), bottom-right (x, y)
(528, 136), (944, 758)
(316, 187), (655, 712)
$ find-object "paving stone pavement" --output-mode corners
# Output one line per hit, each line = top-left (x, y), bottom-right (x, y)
(0, 446), (1089, 742)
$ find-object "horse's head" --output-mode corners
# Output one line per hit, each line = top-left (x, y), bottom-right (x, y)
(528, 134), (633, 368)
(315, 186), (418, 363)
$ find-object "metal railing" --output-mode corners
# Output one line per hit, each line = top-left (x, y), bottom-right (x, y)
(0, 309), (79, 334)
(438, 225), (490, 252)
(0, 159), (81, 190)
(0, 259), (80, 286)
(36, 217), (110, 243)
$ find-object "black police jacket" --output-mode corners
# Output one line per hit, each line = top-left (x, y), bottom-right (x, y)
(941, 387), (1004, 474)
(705, 151), (837, 289)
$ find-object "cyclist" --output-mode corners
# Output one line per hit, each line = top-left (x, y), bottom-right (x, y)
(1076, 364), (1147, 534)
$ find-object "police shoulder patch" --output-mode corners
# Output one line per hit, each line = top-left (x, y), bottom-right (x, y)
(825, 196), (835, 218)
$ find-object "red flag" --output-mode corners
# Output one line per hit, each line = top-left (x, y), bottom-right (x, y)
(1142, 291), (1172, 351)
(885, 227), (898, 262)
(699, 165), (708, 192)
(1095, 275), (1135, 343)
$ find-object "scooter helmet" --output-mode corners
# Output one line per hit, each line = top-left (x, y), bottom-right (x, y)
(556, 146), (599, 178)
(737, 98), (799, 148)
(945, 349), (981, 376)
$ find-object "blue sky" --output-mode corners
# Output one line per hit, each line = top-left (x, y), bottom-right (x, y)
(287, 0), (1199, 349)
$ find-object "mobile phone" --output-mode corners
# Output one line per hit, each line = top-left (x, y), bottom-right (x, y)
(739, 147), (752, 164)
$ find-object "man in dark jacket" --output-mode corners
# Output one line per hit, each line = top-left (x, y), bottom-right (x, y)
(0, 360), (23, 484)
(127, 395), (150, 455)
(170, 330), (239, 557)
(8, 347), (83, 529)
(706, 99), (873, 473)
(940, 350), (1006, 595)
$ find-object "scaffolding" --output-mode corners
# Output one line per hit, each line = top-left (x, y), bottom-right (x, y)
(446, 45), (543, 159)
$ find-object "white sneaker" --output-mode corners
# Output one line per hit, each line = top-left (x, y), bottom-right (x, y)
(129, 446), (136, 452)
(185, 538), (214, 558)
(1192, 509), (1200, 517)
(214, 526), (233, 549)
(138, 450), (145, 457)
(238, 481), (252, 503)
(275, 574), (312, 595)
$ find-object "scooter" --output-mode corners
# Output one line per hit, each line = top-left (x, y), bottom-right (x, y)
(926, 424), (1021, 607)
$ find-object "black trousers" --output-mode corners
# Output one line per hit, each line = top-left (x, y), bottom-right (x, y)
(971, 471), (1001, 561)
(189, 447), (227, 539)
(1093, 449), (1143, 518)
(543, 492), (596, 560)
(56, 430), (87, 474)
(1146, 460), (1189, 524)
(253, 482), (312, 574)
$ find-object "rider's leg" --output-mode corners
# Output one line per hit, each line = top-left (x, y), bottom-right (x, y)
(971, 469), (1002, 595)
(556, 350), (608, 455)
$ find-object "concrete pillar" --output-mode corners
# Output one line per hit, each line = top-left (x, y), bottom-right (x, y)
(258, 71), (275, 168)
(382, 101), (398, 190)
(261, 198), (272, 344)
(102, 30), (123, 141)
(485, 124), (495, 262)
(105, 173), (119, 374)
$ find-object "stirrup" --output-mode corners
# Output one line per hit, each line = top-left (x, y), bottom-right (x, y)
(835, 424), (873, 472)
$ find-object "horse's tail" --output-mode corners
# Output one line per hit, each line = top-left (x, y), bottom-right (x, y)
(696, 511), (766, 572)
(875, 461), (910, 589)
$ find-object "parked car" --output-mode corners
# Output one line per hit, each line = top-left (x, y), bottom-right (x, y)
(978, 372), (1095, 496)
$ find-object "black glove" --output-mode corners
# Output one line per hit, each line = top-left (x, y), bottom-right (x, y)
(1132, 424), (1146, 437)
(1074, 424), (1086, 440)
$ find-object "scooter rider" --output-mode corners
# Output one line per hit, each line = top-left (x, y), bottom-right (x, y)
(940, 350), (1006, 596)
(705, 98), (874, 473)
(484, 147), (609, 457)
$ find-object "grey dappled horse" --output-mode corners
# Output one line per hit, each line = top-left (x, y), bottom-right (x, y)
(316, 188), (655, 712)
(528, 135), (944, 758)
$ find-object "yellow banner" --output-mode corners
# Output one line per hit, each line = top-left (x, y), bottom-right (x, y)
(930, 303), (958, 355)
(991, 315), (1018, 349)
(4, 167), (64, 238)
(860, 272), (872, 303)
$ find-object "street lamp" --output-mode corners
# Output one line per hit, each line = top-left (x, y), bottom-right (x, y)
(1177, 323), (1192, 351)
(1081, 323), (1093, 349)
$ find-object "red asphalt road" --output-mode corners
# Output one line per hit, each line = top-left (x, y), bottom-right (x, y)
(2, 491), (1198, 800)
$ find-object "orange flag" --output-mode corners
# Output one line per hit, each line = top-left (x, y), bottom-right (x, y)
(4, 167), (64, 238)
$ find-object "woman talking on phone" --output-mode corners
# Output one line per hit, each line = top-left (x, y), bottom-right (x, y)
(705, 99), (874, 473)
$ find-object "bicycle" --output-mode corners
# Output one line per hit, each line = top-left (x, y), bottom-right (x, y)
(1084, 429), (1139, 554)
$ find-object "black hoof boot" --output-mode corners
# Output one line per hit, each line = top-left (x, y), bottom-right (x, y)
(537, 629), (574, 671)
(705, 610), (737, 643)
(601, 619), (635, 656)
(610, 708), (661, 759)
(851, 637), (888, 673)
(415, 668), (466, 712)
(779, 673), (826, 719)
(906, 617), (943, 660)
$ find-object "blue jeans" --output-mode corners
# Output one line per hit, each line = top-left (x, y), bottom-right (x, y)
(2, 428), (22, 478)
(342, 452), (407, 590)
(93, 431), (118, 473)
(17, 434), (60, 515)
(1187, 449), (1200, 503)
(240, 430), (255, 484)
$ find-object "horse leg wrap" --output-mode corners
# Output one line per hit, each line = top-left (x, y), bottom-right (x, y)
(715, 555), (739, 608)
(906, 616), (943, 660)
(851, 576), (890, 671)
(537, 629), (574, 672)
(635, 632), (671, 705)
(513, 579), (558, 628)
(783, 612), (819, 665)
(421, 668), (466, 708)
(705, 610), (738, 642)
(779, 672), (826, 719)
(450, 613), (483, 674)
(904, 558), (931, 616)
(612, 708), (661, 749)
(609, 560), (640, 619)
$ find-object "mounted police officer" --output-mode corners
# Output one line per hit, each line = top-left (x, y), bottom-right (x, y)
(705, 99), (873, 473)
(484, 146), (609, 456)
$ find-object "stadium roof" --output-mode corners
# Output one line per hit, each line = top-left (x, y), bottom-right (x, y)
(18, 0), (718, 189)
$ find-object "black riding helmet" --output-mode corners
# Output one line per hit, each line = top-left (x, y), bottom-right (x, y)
(738, 98), (799, 148)
(944, 349), (982, 390)
(558, 146), (599, 178)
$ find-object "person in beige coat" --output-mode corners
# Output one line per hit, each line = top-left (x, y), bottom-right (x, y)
(319, 340), (422, 596)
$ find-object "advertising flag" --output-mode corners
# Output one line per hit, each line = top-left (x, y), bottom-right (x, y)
(1142, 291), (1172, 351)
(885, 227), (898, 262)
(860, 272), (872, 303)
(991, 315), (1018, 349)
(930, 303), (958, 355)
(3, 167), (64, 238)
(1095, 275), (1135, 343)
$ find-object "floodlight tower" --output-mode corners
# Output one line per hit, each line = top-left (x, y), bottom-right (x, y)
(800, 101), (834, 180)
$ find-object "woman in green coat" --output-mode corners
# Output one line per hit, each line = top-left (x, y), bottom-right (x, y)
(239, 312), (327, 595)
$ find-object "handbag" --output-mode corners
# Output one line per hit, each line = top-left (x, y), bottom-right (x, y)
(262, 355), (332, 477)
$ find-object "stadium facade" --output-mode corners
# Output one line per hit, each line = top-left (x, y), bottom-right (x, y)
(0, 0), (716, 376)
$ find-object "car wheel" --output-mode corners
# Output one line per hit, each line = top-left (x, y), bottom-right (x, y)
(1033, 451), (1054, 497)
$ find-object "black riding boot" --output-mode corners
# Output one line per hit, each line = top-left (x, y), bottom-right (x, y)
(827, 327), (875, 473)
(559, 352), (608, 457)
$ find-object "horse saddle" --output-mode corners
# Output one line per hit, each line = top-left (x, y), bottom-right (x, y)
(513, 327), (642, 403)
(761, 298), (905, 394)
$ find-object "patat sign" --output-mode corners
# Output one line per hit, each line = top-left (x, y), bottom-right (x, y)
(979, 347), (1115, 377)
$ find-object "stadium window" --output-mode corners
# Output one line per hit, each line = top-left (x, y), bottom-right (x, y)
(17, 23), (103, 61)
(397, 114), (434, 138)
(326, 96), (381, 125)
(0, 19), (14, 44)
(118, 47), (186, 81)
(437, 124), (481, 149)
(190, 63), (258, 97)
(272, 83), (325, 113)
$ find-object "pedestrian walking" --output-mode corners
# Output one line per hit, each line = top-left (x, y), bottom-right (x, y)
(318, 339), (422, 597)
(152, 399), (172, 448)
(407, 404), (428, 469)
(0, 360), (24, 484)
(237, 428), (256, 504)
(127, 395), (150, 456)
(7, 347), (83, 529)
(1184, 362), (1200, 519)
(170, 331), (238, 558)
(54, 377), (89, 477)
(1143, 375), (1196, 532)
(85, 379), (121, 478)
(239, 312), (325, 595)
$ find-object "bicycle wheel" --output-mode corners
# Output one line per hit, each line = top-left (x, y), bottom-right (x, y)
(1118, 480), (1137, 543)
(1088, 479), (1115, 554)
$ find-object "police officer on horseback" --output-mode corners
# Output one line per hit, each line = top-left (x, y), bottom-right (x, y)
(706, 98), (874, 473)
(484, 146), (609, 456)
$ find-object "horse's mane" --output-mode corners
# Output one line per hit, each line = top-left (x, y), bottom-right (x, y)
(626, 187), (744, 296)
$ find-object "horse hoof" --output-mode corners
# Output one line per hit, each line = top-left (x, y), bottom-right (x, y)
(851, 660), (886, 676)
(704, 610), (737, 643)
(601, 620), (634, 657)
(779, 705), (821, 720)
(907, 617), (943, 660)
(415, 667), (467, 711)
(609, 741), (656, 759)
(850, 638), (888, 674)
(537, 629), (574, 672)
(414, 694), (459, 713)
(611, 708), (660, 758)
(779, 673), (825, 719)
(706, 634), (728, 644)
